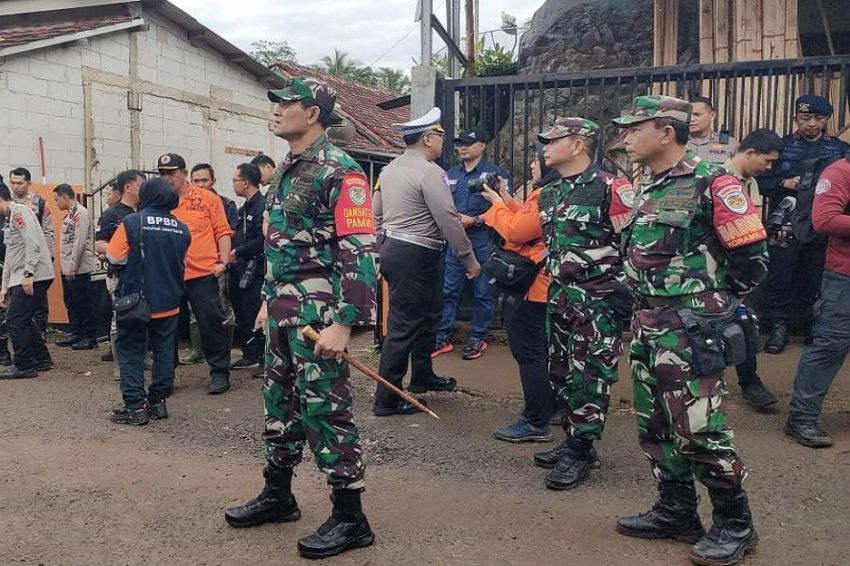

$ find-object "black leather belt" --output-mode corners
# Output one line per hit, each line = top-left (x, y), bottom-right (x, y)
(635, 290), (725, 309)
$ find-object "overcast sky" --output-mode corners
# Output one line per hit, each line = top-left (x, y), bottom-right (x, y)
(170, 0), (543, 71)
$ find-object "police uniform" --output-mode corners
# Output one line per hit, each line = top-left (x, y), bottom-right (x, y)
(757, 95), (849, 347)
(687, 130), (737, 165)
(614, 96), (766, 565)
(226, 78), (378, 560)
(59, 202), (97, 348)
(0, 202), (54, 379)
(373, 107), (478, 413)
(12, 192), (53, 335)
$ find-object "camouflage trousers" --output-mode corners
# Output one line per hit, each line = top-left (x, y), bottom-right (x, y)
(630, 304), (745, 489)
(263, 325), (364, 490)
(547, 290), (622, 440)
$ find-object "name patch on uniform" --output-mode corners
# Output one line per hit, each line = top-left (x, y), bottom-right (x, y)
(815, 179), (832, 195)
(711, 175), (767, 248)
(334, 172), (376, 236)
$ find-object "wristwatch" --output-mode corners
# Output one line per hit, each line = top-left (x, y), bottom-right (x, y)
(22, 271), (33, 278)
(473, 215), (485, 228)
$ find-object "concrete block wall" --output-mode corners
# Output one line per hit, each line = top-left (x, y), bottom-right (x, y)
(0, 9), (287, 199)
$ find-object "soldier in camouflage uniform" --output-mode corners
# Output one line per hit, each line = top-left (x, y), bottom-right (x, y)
(225, 78), (378, 560)
(531, 118), (634, 490)
(613, 96), (767, 566)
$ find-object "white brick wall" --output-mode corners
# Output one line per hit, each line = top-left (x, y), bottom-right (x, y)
(0, 11), (287, 196)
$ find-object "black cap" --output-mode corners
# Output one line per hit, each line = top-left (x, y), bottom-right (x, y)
(156, 153), (187, 171)
(795, 95), (833, 116)
(454, 128), (489, 145)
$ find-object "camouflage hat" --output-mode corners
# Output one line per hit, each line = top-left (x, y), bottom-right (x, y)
(612, 95), (692, 127)
(267, 77), (342, 124)
(537, 117), (599, 144)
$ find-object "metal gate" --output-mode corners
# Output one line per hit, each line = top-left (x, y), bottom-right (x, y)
(439, 55), (850, 196)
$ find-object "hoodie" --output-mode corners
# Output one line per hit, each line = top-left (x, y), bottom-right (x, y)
(107, 178), (191, 318)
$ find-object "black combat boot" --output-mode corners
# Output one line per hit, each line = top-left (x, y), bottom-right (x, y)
(617, 481), (706, 544)
(0, 337), (12, 366)
(764, 321), (787, 354)
(690, 486), (757, 566)
(407, 374), (457, 393)
(740, 381), (778, 409)
(544, 438), (598, 490)
(534, 438), (601, 469)
(297, 488), (375, 559)
(224, 465), (301, 528)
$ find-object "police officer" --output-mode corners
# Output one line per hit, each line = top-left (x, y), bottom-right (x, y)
(532, 118), (634, 490)
(228, 162), (266, 370)
(432, 128), (508, 360)
(225, 77), (378, 560)
(687, 96), (737, 164)
(373, 107), (480, 416)
(8, 167), (54, 337)
(758, 95), (849, 353)
(614, 96), (767, 566)
(53, 184), (97, 350)
(0, 182), (54, 379)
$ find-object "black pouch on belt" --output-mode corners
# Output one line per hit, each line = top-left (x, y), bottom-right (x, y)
(677, 306), (746, 377)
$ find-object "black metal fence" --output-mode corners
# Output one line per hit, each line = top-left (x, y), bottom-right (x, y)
(439, 55), (850, 196)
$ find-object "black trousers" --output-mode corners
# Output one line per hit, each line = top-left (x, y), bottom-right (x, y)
(62, 273), (97, 341)
(229, 267), (264, 361)
(761, 238), (827, 328)
(185, 275), (230, 380)
(117, 314), (178, 408)
(504, 299), (554, 427)
(7, 280), (52, 370)
(33, 289), (49, 334)
(376, 238), (444, 407)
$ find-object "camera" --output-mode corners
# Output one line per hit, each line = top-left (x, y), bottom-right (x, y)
(467, 172), (500, 194)
(766, 196), (796, 234)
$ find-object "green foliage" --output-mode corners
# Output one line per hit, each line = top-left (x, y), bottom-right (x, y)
(320, 49), (409, 93)
(474, 40), (518, 77)
(250, 40), (297, 66)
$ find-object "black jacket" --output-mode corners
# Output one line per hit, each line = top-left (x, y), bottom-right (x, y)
(233, 190), (266, 269)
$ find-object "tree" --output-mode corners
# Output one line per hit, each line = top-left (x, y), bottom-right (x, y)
(320, 49), (361, 78)
(250, 40), (296, 66)
(374, 67), (410, 94)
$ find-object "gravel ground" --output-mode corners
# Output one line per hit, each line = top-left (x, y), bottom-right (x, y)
(1, 330), (848, 565)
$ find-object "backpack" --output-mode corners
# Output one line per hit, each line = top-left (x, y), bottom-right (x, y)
(791, 153), (849, 244)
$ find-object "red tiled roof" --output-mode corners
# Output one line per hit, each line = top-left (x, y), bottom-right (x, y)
(272, 62), (408, 155)
(0, 14), (134, 49)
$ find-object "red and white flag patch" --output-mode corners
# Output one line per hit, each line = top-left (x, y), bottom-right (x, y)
(334, 172), (376, 236)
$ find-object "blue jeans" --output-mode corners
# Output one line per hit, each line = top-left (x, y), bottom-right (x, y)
(436, 243), (496, 342)
(788, 270), (850, 423)
(116, 314), (178, 408)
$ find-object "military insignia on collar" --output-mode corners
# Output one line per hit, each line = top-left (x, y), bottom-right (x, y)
(816, 179), (832, 195)
(717, 184), (748, 214)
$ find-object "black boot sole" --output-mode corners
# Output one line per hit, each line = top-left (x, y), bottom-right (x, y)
(224, 506), (301, 528)
(616, 523), (706, 545)
(534, 456), (601, 470)
(689, 531), (758, 566)
(741, 395), (778, 409)
(297, 529), (375, 559)
(544, 466), (593, 491)
(407, 384), (457, 393)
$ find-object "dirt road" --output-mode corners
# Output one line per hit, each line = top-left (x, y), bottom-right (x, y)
(1, 333), (848, 565)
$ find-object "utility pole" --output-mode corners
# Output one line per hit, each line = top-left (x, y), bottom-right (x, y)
(465, 0), (475, 72)
(420, 0), (433, 66)
(452, 0), (461, 77)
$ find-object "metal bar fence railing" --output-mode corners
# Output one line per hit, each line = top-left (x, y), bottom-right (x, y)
(441, 55), (850, 198)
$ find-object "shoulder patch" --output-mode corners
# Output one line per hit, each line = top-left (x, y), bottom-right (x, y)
(12, 210), (25, 229)
(711, 175), (766, 249)
(815, 178), (832, 195)
(334, 172), (376, 236)
(609, 178), (635, 233)
(441, 173), (450, 187)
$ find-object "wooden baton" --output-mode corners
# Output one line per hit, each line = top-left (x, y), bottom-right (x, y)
(303, 325), (440, 420)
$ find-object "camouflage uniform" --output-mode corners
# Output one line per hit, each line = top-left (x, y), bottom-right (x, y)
(262, 82), (378, 490)
(615, 98), (769, 489)
(537, 118), (634, 441)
